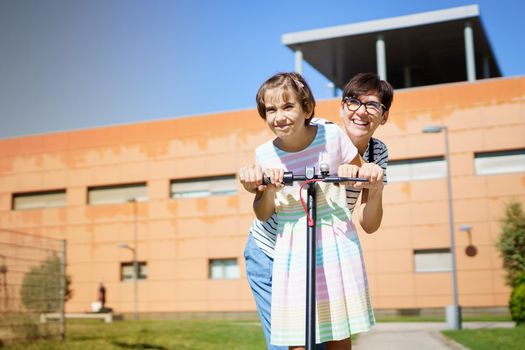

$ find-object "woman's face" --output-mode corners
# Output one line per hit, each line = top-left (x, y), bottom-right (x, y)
(339, 92), (388, 142)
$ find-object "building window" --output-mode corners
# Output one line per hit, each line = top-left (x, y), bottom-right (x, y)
(12, 190), (66, 210)
(474, 149), (525, 176)
(120, 262), (148, 281)
(171, 175), (237, 199)
(88, 183), (147, 205)
(388, 156), (445, 183)
(414, 248), (452, 273)
(209, 258), (240, 279)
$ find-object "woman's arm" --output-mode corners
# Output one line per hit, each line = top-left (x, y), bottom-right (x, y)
(358, 175), (384, 233)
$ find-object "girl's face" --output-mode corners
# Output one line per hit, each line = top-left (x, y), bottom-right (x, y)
(263, 87), (312, 141)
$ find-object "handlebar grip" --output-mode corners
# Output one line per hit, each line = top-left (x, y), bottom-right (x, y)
(323, 176), (368, 183)
(263, 172), (295, 186)
(262, 175), (272, 185)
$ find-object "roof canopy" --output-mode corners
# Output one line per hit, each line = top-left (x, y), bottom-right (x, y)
(282, 5), (501, 89)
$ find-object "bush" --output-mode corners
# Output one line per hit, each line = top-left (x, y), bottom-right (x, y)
(496, 201), (525, 287)
(496, 201), (525, 325)
(20, 254), (72, 313)
(11, 313), (40, 341)
(509, 283), (525, 325)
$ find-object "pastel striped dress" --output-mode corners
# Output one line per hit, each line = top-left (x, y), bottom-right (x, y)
(255, 123), (375, 346)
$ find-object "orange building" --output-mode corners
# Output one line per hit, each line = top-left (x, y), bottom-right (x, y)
(1, 75), (524, 318)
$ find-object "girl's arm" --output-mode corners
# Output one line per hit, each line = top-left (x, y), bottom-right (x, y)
(252, 168), (284, 221)
(253, 188), (277, 221)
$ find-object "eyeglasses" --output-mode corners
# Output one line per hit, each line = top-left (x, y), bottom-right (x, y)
(343, 97), (386, 116)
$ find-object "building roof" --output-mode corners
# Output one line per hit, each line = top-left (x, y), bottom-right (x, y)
(282, 5), (501, 89)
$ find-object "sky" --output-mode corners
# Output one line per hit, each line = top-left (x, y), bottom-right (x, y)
(1, 0), (524, 139)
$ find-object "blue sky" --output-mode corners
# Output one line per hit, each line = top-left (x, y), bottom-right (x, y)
(1, 0), (524, 139)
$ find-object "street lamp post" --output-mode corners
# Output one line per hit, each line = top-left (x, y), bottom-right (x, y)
(423, 125), (462, 330)
(460, 224), (478, 257)
(128, 198), (138, 320)
(118, 242), (138, 320)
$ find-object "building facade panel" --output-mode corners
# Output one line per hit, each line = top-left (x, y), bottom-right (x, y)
(0, 76), (523, 316)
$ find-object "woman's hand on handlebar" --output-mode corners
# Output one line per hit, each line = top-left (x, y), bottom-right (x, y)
(337, 164), (360, 186)
(356, 163), (384, 190)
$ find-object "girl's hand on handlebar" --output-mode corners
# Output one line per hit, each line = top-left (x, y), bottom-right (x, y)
(239, 164), (264, 193)
(263, 168), (285, 192)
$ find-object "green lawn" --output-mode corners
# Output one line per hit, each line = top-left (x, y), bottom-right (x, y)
(4, 318), (522, 350)
(3, 319), (266, 350)
(443, 325), (525, 350)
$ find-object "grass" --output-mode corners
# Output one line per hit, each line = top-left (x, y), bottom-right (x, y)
(2, 316), (519, 350)
(2, 319), (266, 350)
(443, 325), (525, 350)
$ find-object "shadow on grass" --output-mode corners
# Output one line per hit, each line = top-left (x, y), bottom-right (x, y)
(68, 335), (104, 341)
(112, 341), (167, 350)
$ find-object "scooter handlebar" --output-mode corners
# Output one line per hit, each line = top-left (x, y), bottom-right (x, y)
(262, 171), (367, 185)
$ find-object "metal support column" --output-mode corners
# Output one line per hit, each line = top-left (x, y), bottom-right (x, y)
(376, 34), (387, 81)
(464, 22), (476, 82)
(295, 49), (303, 75)
(60, 240), (67, 341)
(403, 66), (412, 88)
(483, 57), (490, 79)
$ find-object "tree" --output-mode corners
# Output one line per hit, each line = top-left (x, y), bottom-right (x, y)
(20, 254), (72, 313)
(496, 200), (525, 325)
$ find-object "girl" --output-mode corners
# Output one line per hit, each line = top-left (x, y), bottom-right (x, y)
(241, 72), (375, 350)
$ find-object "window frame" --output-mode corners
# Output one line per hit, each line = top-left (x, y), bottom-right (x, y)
(87, 182), (148, 205)
(413, 248), (452, 273)
(208, 258), (240, 280)
(387, 156), (446, 183)
(171, 175), (238, 199)
(120, 261), (148, 281)
(474, 149), (525, 176)
(12, 189), (67, 211)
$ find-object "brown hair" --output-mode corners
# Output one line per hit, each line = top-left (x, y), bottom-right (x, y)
(255, 72), (316, 124)
(342, 73), (394, 111)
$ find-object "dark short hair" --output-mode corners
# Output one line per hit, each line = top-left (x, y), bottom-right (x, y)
(256, 72), (316, 124)
(342, 73), (394, 111)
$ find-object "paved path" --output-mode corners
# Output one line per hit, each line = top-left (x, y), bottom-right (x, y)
(353, 322), (515, 350)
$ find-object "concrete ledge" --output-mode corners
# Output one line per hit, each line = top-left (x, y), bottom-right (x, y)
(374, 306), (510, 318)
(121, 311), (259, 321)
(40, 312), (113, 323)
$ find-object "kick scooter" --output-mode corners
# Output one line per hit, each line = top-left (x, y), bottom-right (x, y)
(265, 164), (367, 350)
